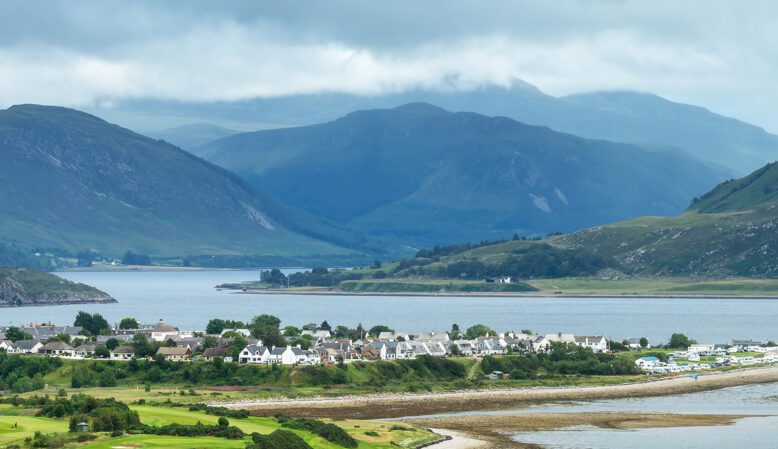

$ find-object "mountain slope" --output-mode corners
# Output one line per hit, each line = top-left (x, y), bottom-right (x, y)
(690, 162), (778, 213)
(92, 80), (778, 174)
(0, 104), (377, 260)
(0, 268), (115, 307)
(396, 162), (778, 277)
(201, 103), (727, 246)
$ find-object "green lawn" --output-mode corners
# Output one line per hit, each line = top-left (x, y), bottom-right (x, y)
(80, 434), (247, 448)
(0, 404), (438, 449)
(0, 414), (68, 446)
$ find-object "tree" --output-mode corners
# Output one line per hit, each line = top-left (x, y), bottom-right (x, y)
(368, 325), (393, 337)
(218, 417), (229, 427)
(465, 324), (494, 339)
(333, 326), (350, 339)
(668, 333), (694, 349)
(94, 345), (110, 358)
(104, 338), (120, 350)
(74, 311), (110, 336)
(118, 317), (139, 330)
(639, 337), (649, 348)
(283, 326), (301, 337)
(355, 323), (365, 340)
(263, 268), (287, 286)
(451, 324), (460, 333)
(250, 315), (284, 347)
(206, 319), (227, 335)
(319, 321), (332, 331)
(121, 251), (151, 266)
(131, 333), (153, 358)
(371, 260), (382, 269)
(5, 326), (32, 342)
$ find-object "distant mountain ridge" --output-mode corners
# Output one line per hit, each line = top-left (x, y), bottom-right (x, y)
(0, 104), (384, 262)
(200, 103), (728, 246)
(147, 123), (239, 152)
(90, 79), (778, 174)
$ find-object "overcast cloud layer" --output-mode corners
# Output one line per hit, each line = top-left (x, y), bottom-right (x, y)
(1, 0), (777, 131)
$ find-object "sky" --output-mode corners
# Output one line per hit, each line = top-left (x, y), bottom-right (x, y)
(1, 0), (777, 132)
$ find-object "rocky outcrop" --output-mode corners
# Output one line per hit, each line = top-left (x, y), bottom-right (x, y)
(0, 268), (115, 307)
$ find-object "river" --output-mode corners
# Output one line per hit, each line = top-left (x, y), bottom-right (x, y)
(0, 270), (776, 343)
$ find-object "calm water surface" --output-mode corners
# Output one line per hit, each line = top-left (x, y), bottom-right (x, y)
(0, 270), (776, 343)
(508, 383), (778, 449)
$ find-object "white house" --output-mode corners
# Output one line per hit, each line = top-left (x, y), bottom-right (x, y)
(627, 338), (650, 349)
(575, 336), (608, 353)
(110, 346), (135, 360)
(545, 333), (577, 344)
(270, 346), (319, 365)
(73, 343), (98, 359)
(150, 320), (180, 342)
(301, 330), (331, 340)
(8, 340), (44, 354)
(220, 328), (251, 338)
(40, 341), (74, 357)
(239, 344), (270, 364)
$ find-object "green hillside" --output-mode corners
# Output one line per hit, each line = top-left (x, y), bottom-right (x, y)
(690, 162), (778, 213)
(383, 162), (778, 278)
(0, 105), (388, 264)
(0, 268), (114, 306)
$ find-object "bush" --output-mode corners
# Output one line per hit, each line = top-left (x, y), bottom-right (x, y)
(250, 429), (313, 449)
(281, 419), (357, 448)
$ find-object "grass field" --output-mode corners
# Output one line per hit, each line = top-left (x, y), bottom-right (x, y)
(0, 414), (68, 446)
(331, 276), (778, 296)
(0, 400), (438, 449)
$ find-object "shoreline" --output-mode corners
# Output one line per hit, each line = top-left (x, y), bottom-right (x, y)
(225, 288), (778, 300)
(414, 413), (750, 449)
(0, 298), (117, 308)
(213, 366), (778, 419)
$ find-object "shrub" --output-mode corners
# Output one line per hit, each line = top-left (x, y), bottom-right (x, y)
(281, 419), (357, 448)
(250, 429), (313, 449)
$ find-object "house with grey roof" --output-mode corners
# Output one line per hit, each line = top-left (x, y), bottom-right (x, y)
(238, 344), (270, 364)
(110, 346), (135, 360)
(7, 340), (43, 354)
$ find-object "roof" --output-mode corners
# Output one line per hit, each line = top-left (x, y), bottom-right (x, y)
(41, 341), (73, 351)
(203, 347), (229, 358)
(112, 346), (135, 354)
(152, 321), (178, 333)
(243, 344), (269, 355)
(12, 340), (41, 350)
(156, 346), (191, 356)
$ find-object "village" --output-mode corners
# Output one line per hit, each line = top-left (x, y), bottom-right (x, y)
(2, 319), (778, 377)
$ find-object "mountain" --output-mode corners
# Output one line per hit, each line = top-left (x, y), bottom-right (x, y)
(397, 162), (778, 277)
(89, 80), (778, 174)
(0, 268), (115, 307)
(0, 104), (384, 262)
(689, 162), (778, 213)
(200, 103), (727, 247)
(147, 123), (239, 152)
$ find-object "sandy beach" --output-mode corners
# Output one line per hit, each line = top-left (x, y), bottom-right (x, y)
(215, 365), (778, 419)
(414, 413), (747, 449)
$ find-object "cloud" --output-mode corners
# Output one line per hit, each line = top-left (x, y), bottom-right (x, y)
(0, 0), (777, 131)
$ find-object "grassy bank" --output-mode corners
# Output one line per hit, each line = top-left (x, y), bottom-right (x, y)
(330, 277), (778, 296)
(0, 399), (437, 449)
